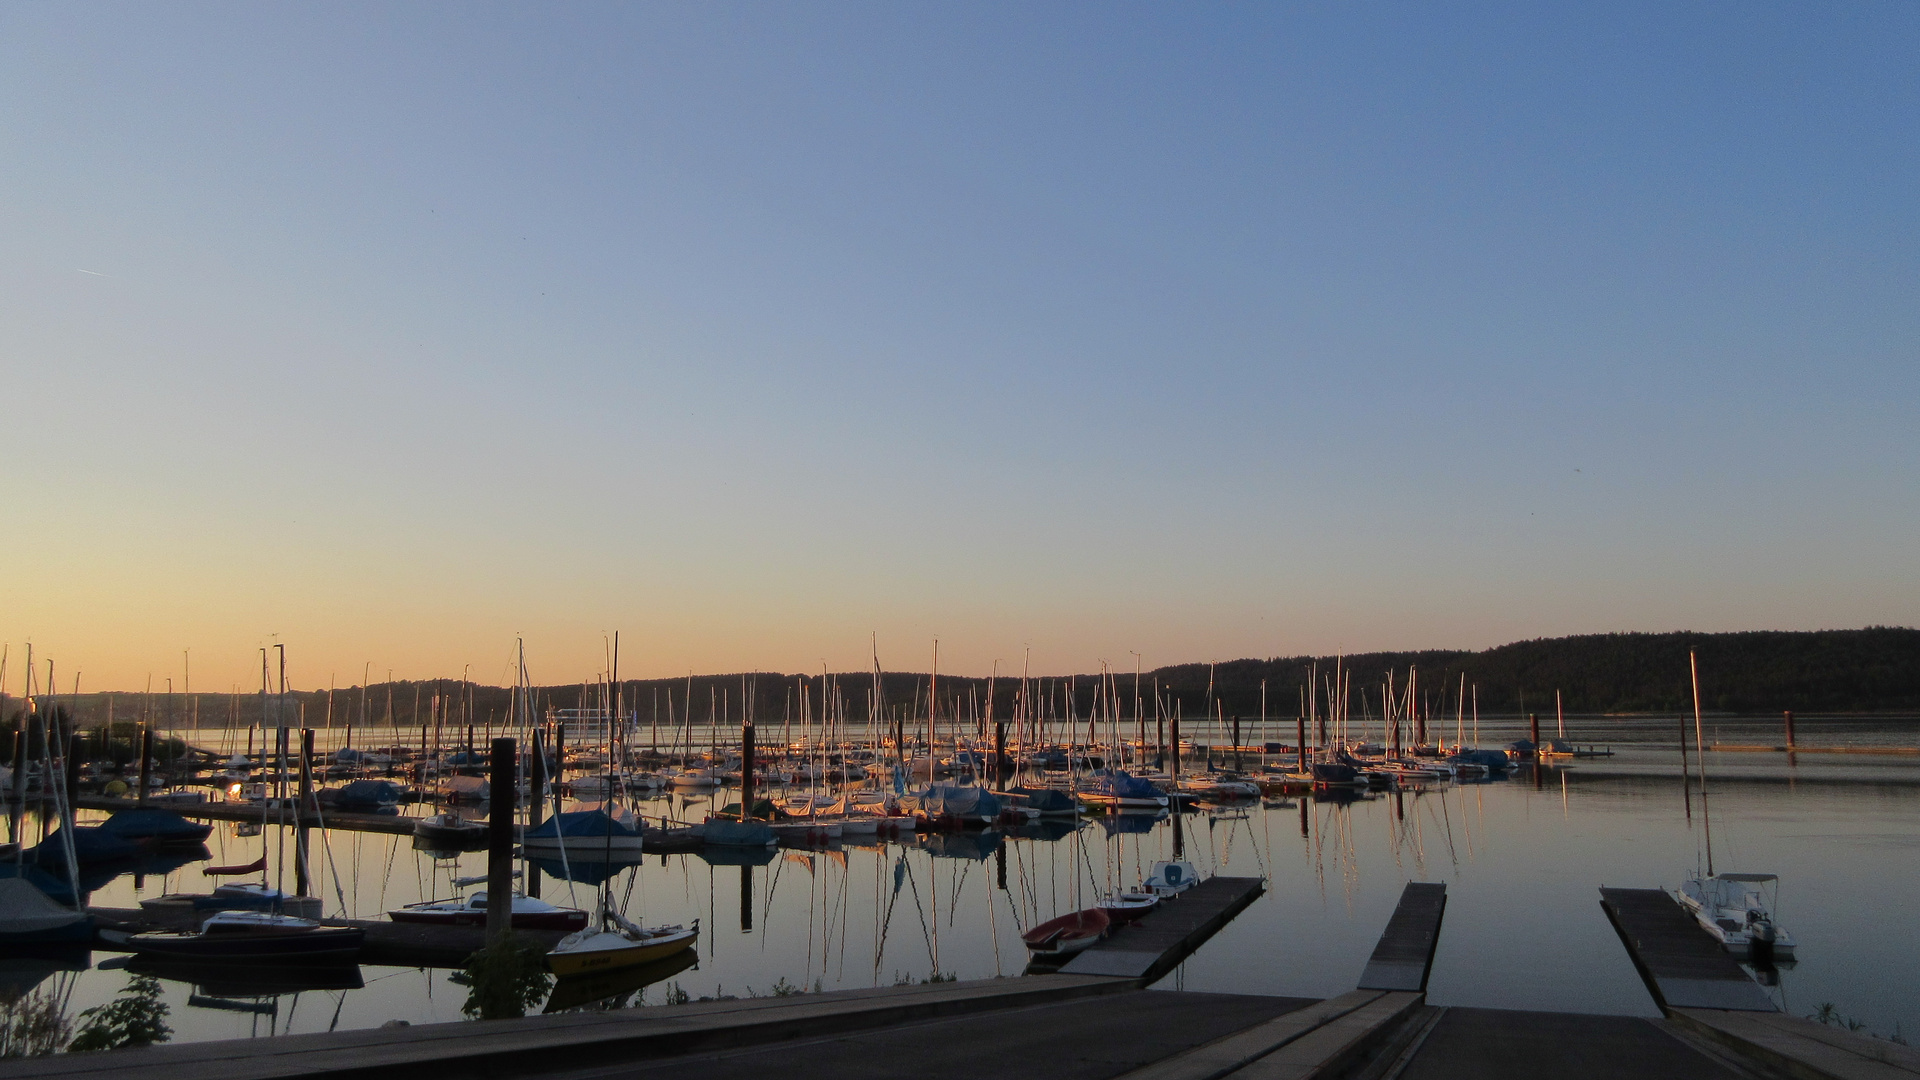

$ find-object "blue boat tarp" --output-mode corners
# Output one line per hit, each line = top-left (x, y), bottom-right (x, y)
(525, 809), (642, 840)
(1001, 786), (1076, 814)
(333, 779), (405, 812)
(1082, 771), (1161, 800)
(101, 809), (214, 845)
(1448, 749), (1512, 770)
(0, 863), (79, 907)
(901, 784), (1002, 820)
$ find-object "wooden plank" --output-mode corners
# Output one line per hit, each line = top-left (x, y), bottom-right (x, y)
(1599, 888), (1776, 1013)
(1109, 991), (1386, 1080)
(1229, 991), (1425, 1080)
(0, 974), (1138, 1080)
(1358, 882), (1447, 992)
(1669, 1009), (1920, 1080)
(1058, 876), (1266, 984)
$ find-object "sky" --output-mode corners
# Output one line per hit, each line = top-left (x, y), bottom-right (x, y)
(2, 3), (1915, 691)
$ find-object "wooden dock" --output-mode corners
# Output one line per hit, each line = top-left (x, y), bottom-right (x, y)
(1598, 887), (1776, 1012)
(88, 906), (555, 967)
(1357, 881), (1446, 992)
(74, 795), (422, 836)
(1055, 875), (1266, 983)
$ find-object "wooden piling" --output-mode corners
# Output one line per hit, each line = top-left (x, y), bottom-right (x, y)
(486, 737), (517, 944)
(1783, 710), (1795, 750)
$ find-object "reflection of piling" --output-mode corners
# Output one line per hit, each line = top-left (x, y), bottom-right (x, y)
(996, 843), (1006, 891)
(740, 865), (753, 933)
(1298, 798), (1308, 838)
(1172, 806), (1184, 859)
(137, 727), (154, 805)
(486, 737), (517, 944)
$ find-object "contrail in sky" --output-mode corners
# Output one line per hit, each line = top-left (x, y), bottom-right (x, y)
(77, 268), (107, 276)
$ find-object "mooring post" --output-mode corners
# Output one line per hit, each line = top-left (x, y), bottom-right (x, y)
(527, 729), (546, 898)
(1783, 710), (1796, 750)
(486, 737), (517, 944)
(1232, 716), (1242, 772)
(993, 721), (1006, 784)
(1170, 709), (1182, 780)
(740, 720), (756, 820)
(1529, 713), (1540, 745)
(1296, 715), (1307, 769)
(137, 726), (154, 805)
(296, 728), (315, 897)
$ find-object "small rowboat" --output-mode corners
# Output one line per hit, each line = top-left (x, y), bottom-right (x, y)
(1095, 891), (1159, 922)
(1021, 907), (1111, 957)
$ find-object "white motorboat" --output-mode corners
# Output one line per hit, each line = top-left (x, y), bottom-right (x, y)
(1675, 873), (1797, 961)
(1142, 859), (1200, 897)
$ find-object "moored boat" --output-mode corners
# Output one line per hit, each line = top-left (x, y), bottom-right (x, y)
(1675, 873), (1797, 961)
(545, 904), (697, 978)
(1095, 890), (1159, 922)
(388, 891), (588, 931)
(127, 911), (364, 962)
(1022, 907), (1111, 957)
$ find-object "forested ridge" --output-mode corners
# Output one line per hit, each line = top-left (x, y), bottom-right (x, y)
(9, 628), (1915, 734)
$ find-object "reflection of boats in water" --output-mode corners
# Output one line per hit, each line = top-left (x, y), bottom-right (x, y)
(542, 946), (698, 1012)
(917, 830), (1001, 862)
(128, 955), (364, 997)
(530, 855), (648, 887)
(1011, 818), (1085, 843)
(1094, 811), (1163, 838)
(691, 844), (778, 868)
(0, 949), (90, 998)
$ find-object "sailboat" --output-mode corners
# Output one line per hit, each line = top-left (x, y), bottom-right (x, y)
(521, 801), (647, 856)
(1672, 652), (1798, 963)
(546, 898), (697, 977)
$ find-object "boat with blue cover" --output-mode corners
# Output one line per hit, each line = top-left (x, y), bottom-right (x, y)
(1074, 770), (1169, 811)
(522, 803), (647, 855)
(100, 808), (214, 847)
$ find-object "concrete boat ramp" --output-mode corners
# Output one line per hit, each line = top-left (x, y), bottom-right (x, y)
(11, 880), (1913, 1080)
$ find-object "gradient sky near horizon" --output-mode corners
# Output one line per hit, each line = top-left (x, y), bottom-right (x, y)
(3, 3), (1916, 692)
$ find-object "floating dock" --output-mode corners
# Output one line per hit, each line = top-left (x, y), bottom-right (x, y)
(1598, 887), (1777, 1012)
(1055, 875), (1266, 982)
(16, 878), (1908, 1080)
(88, 906), (560, 968)
(74, 795), (422, 836)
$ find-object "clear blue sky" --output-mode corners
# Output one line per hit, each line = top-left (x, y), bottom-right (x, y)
(2, 3), (1915, 688)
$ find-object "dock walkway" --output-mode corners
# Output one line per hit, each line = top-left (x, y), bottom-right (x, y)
(1058, 876), (1266, 982)
(1599, 887), (1777, 1012)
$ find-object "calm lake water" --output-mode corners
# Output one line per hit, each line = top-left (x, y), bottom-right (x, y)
(16, 715), (1920, 1047)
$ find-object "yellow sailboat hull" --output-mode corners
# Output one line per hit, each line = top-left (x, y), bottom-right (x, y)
(546, 929), (697, 978)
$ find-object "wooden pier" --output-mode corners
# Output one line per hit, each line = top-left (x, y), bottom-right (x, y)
(74, 795), (423, 836)
(1598, 887), (1777, 1012)
(12, 875), (1909, 1080)
(88, 906), (557, 968)
(1055, 876), (1266, 982)
(1357, 881), (1446, 992)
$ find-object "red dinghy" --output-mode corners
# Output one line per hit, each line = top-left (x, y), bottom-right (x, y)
(1022, 907), (1112, 958)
